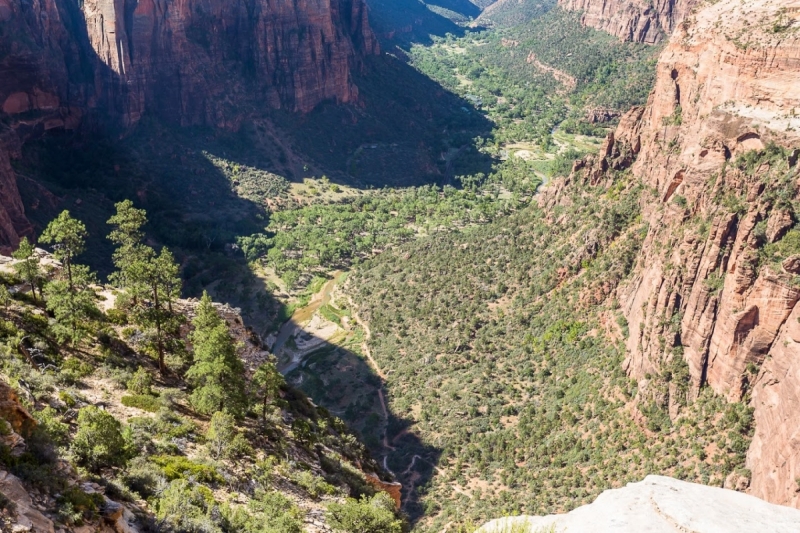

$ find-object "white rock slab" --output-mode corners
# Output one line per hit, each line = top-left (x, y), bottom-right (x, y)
(477, 475), (800, 533)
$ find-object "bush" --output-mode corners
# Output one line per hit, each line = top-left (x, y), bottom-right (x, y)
(126, 366), (153, 395)
(326, 492), (404, 533)
(292, 470), (338, 498)
(205, 411), (250, 459)
(121, 456), (166, 498)
(60, 358), (94, 381)
(106, 308), (129, 325)
(156, 479), (217, 531)
(71, 406), (128, 471)
(34, 406), (69, 447)
(121, 394), (160, 413)
(57, 486), (104, 525)
(151, 455), (222, 483)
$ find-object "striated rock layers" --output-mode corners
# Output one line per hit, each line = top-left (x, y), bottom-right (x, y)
(558, 0), (698, 44)
(477, 475), (800, 532)
(0, 0), (378, 250)
(579, 0), (800, 508)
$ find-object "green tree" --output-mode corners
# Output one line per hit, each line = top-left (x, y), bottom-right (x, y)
(186, 293), (246, 416)
(71, 406), (128, 472)
(106, 200), (148, 292)
(251, 360), (284, 420)
(0, 284), (10, 314)
(40, 211), (87, 291)
(205, 410), (236, 459)
(108, 202), (182, 374)
(326, 493), (404, 533)
(44, 264), (97, 345)
(12, 237), (42, 301)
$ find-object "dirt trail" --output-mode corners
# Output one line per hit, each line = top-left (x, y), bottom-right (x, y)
(346, 295), (386, 379)
(346, 294), (404, 475)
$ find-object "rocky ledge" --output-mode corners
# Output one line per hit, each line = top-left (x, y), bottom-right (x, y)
(478, 475), (800, 532)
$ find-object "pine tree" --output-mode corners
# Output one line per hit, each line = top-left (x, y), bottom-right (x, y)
(39, 210), (87, 291)
(107, 200), (148, 292)
(107, 202), (182, 374)
(186, 292), (246, 417)
(12, 237), (42, 301)
(38, 212), (98, 346)
(44, 264), (97, 346)
(252, 360), (284, 421)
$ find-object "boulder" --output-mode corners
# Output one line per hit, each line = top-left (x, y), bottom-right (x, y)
(478, 476), (800, 532)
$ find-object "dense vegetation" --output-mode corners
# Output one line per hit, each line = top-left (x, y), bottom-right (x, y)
(241, 156), (543, 288)
(411, 8), (660, 145)
(346, 168), (755, 530)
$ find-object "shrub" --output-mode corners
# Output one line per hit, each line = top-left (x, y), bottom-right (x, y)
(57, 486), (104, 525)
(120, 456), (166, 499)
(71, 406), (128, 471)
(106, 308), (129, 325)
(121, 394), (160, 413)
(151, 455), (222, 483)
(34, 406), (70, 447)
(205, 411), (250, 459)
(60, 358), (94, 381)
(292, 470), (338, 498)
(326, 492), (404, 533)
(155, 479), (217, 531)
(126, 366), (153, 395)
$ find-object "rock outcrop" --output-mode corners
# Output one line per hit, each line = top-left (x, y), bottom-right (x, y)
(0, 471), (55, 533)
(0, 0), (378, 251)
(580, 0), (800, 509)
(559, 0), (698, 43)
(477, 475), (800, 532)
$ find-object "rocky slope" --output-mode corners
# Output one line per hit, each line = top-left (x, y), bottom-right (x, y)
(478, 475), (800, 532)
(577, 0), (800, 508)
(0, 0), (378, 251)
(559, 0), (698, 43)
(0, 250), (396, 532)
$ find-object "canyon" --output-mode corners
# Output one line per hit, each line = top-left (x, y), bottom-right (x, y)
(1, 0), (800, 529)
(0, 0), (378, 251)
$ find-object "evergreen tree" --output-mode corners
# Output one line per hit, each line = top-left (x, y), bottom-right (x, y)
(126, 247), (182, 373)
(72, 406), (128, 472)
(38, 212), (98, 345)
(186, 292), (246, 417)
(44, 264), (97, 346)
(107, 200), (148, 292)
(39, 210), (87, 291)
(251, 360), (284, 421)
(12, 237), (42, 301)
(107, 202), (182, 374)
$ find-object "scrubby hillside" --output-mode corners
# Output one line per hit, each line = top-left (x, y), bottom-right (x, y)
(0, 205), (403, 532)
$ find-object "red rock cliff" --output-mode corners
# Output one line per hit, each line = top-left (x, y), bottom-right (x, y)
(0, 0), (378, 250)
(558, 0), (698, 43)
(587, 0), (800, 508)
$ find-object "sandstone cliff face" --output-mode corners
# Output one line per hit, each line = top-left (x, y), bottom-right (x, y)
(558, 0), (698, 43)
(588, 0), (800, 508)
(80, 0), (378, 126)
(0, 0), (378, 250)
